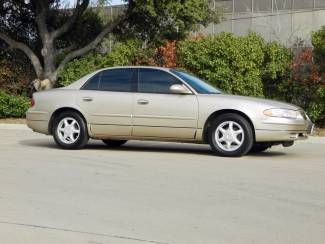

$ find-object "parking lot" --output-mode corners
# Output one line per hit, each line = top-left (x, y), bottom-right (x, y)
(1, 125), (325, 244)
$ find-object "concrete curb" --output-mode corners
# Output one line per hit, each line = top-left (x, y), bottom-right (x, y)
(1, 123), (325, 144)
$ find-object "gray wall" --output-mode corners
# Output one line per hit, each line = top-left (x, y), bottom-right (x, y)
(200, 0), (325, 46)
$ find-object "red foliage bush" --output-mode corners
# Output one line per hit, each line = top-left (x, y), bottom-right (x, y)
(291, 48), (321, 85)
(133, 40), (177, 68)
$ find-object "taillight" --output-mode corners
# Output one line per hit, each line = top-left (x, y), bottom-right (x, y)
(31, 98), (35, 107)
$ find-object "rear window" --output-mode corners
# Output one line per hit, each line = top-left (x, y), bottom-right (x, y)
(82, 69), (135, 92)
(82, 73), (100, 90)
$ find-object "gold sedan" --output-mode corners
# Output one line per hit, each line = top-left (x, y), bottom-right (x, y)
(27, 66), (314, 157)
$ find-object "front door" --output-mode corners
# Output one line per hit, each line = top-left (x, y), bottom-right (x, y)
(132, 68), (198, 139)
(77, 68), (136, 137)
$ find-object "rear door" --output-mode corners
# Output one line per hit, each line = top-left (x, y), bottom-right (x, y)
(132, 68), (198, 139)
(77, 68), (136, 137)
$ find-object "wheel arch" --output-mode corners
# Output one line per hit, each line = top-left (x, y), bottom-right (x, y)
(48, 107), (87, 135)
(202, 109), (256, 143)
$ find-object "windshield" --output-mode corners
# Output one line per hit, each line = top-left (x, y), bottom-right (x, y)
(170, 69), (222, 94)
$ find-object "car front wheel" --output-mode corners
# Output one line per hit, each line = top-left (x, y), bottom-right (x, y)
(209, 113), (254, 157)
(53, 111), (89, 149)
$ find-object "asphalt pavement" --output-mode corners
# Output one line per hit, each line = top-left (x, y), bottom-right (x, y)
(0, 125), (325, 244)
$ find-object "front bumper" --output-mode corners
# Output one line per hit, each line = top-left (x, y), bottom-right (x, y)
(255, 116), (314, 142)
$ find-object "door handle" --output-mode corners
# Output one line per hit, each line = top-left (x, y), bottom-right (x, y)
(82, 97), (93, 102)
(137, 99), (149, 105)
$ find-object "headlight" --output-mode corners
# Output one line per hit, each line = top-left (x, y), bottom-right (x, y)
(263, 109), (301, 119)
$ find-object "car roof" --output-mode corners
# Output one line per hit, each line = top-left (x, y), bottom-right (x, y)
(95, 66), (172, 72)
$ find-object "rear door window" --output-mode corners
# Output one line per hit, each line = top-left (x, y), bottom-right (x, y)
(99, 69), (134, 92)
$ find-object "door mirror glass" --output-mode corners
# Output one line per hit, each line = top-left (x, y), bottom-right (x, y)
(169, 84), (192, 94)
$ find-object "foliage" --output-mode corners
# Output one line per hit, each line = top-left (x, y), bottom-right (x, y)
(132, 47), (157, 66)
(0, 91), (30, 118)
(134, 40), (177, 67)
(312, 26), (325, 77)
(0, 57), (34, 96)
(261, 41), (292, 98)
(278, 48), (325, 125)
(177, 32), (265, 97)
(116, 0), (221, 44)
(59, 39), (180, 87)
(54, 9), (105, 52)
(155, 41), (177, 67)
(58, 40), (140, 87)
(310, 26), (325, 124)
(102, 40), (140, 66)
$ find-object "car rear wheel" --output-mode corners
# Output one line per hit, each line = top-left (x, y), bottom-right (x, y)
(53, 111), (89, 149)
(209, 113), (254, 157)
(102, 139), (127, 147)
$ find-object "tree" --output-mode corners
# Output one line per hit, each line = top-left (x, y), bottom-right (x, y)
(0, 0), (220, 90)
(115, 0), (220, 44)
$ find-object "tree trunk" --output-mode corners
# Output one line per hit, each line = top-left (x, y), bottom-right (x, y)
(0, 0), (125, 91)
(32, 78), (53, 91)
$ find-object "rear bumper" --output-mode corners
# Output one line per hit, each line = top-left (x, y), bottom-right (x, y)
(26, 119), (49, 134)
(26, 110), (50, 134)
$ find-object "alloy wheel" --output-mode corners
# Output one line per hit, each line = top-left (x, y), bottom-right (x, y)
(214, 121), (245, 152)
(56, 117), (81, 144)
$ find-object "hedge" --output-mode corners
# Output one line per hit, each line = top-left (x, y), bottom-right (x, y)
(0, 91), (30, 118)
(177, 32), (292, 98)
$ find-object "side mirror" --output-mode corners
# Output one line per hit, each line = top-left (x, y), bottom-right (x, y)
(169, 84), (192, 95)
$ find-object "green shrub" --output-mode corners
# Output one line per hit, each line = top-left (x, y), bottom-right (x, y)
(177, 32), (265, 97)
(57, 40), (141, 87)
(261, 41), (292, 98)
(310, 26), (325, 125)
(57, 52), (102, 87)
(0, 91), (30, 118)
(312, 26), (325, 75)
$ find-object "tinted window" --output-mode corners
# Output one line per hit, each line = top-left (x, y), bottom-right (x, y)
(138, 69), (181, 94)
(99, 69), (134, 92)
(82, 73), (100, 90)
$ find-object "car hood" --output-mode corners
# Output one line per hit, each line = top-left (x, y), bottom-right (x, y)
(201, 94), (301, 110)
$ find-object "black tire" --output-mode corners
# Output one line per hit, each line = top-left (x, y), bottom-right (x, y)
(102, 139), (127, 147)
(209, 113), (254, 157)
(250, 143), (271, 153)
(53, 111), (89, 149)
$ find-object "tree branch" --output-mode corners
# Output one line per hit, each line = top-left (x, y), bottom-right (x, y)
(56, 44), (77, 56)
(34, 0), (49, 42)
(55, 16), (125, 76)
(0, 33), (43, 77)
(51, 0), (89, 40)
